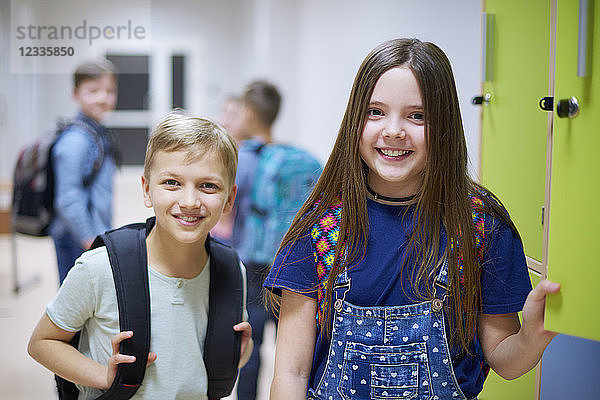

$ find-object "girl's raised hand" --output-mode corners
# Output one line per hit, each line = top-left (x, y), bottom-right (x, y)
(520, 279), (561, 347)
(105, 331), (157, 390)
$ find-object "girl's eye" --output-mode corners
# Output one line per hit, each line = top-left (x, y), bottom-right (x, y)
(411, 112), (424, 121)
(367, 108), (384, 117)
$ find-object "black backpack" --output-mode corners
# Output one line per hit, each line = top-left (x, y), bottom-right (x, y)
(55, 217), (245, 399)
(11, 119), (104, 236)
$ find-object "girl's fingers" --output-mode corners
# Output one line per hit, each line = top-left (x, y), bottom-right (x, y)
(529, 280), (561, 302)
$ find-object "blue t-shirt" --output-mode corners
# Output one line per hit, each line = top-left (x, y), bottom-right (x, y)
(263, 198), (532, 398)
(50, 112), (116, 244)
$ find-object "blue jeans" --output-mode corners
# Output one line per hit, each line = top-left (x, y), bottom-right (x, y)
(52, 231), (85, 284)
(237, 262), (276, 400)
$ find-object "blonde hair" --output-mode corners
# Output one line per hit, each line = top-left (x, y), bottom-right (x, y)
(144, 111), (238, 186)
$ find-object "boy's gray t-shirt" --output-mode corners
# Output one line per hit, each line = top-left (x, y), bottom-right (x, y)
(47, 246), (212, 400)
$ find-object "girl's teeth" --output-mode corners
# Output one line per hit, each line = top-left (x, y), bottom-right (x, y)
(381, 149), (409, 157)
(180, 216), (199, 222)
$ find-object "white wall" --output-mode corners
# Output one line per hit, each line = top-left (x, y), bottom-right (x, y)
(283, 0), (484, 173)
(0, 0), (484, 182)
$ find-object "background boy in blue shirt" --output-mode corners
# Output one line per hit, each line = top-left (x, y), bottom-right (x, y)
(50, 58), (119, 284)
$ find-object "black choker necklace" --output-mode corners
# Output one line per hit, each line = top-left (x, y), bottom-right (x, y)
(367, 185), (415, 203)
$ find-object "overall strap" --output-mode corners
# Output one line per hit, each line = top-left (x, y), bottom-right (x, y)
(94, 220), (151, 399)
(204, 236), (245, 399)
(432, 257), (450, 312)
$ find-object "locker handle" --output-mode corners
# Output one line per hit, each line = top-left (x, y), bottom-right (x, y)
(482, 13), (495, 82)
(556, 97), (580, 119)
(539, 96), (554, 111)
(578, 0), (589, 77)
(471, 93), (491, 105)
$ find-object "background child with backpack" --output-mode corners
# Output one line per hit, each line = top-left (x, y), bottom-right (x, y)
(49, 58), (120, 284)
(229, 80), (322, 400)
(264, 38), (561, 399)
(28, 111), (253, 399)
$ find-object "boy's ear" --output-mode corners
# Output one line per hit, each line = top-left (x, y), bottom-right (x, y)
(243, 106), (258, 129)
(72, 87), (80, 102)
(141, 175), (153, 208)
(223, 184), (237, 215)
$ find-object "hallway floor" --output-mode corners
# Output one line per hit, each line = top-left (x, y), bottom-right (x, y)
(0, 167), (274, 399)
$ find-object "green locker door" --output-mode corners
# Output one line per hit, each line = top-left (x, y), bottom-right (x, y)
(545, 0), (600, 341)
(479, 1), (552, 398)
(480, 0), (551, 263)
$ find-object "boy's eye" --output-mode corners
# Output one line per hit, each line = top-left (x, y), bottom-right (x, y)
(200, 182), (219, 191)
(163, 179), (179, 186)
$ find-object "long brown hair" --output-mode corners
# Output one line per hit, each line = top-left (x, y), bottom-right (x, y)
(269, 38), (517, 353)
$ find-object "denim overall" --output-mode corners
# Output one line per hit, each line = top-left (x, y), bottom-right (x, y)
(308, 258), (473, 400)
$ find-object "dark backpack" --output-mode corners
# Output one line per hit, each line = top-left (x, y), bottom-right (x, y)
(55, 217), (245, 400)
(11, 119), (103, 236)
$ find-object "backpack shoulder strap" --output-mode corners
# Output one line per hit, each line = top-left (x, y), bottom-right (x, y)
(56, 219), (152, 400)
(204, 236), (245, 399)
(254, 142), (266, 154)
(93, 219), (151, 399)
(453, 192), (486, 295)
(470, 192), (486, 262)
(309, 197), (343, 329)
(60, 118), (106, 184)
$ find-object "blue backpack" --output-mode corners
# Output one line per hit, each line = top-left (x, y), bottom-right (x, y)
(240, 144), (322, 265)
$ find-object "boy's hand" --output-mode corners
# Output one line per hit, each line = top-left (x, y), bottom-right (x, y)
(520, 279), (561, 347)
(233, 322), (253, 368)
(105, 331), (157, 390)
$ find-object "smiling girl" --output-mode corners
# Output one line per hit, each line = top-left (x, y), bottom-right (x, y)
(264, 38), (560, 400)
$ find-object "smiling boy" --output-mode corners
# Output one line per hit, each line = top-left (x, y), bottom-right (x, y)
(51, 59), (119, 284)
(28, 112), (252, 399)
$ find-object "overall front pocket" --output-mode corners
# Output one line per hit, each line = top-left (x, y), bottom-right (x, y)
(337, 342), (432, 400)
